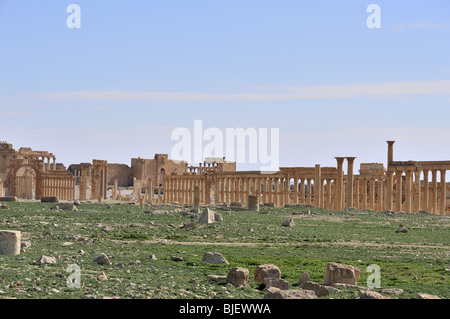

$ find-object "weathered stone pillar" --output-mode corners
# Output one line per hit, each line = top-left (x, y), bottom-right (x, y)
(335, 157), (345, 210)
(112, 179), (118, 200)
(423, 170), (429, 212)
(362, 179), (368, 210)
(369, 179), (375, 211)
(440, 170), (446, 215)
(414, 170), (422, 213)
(385, 171), (394, 211)
(79, 163), (90, 200)
(0, 230), (21, 255)
(376, 179), (383, 212)
(345, 157), (356, 209)
(354, 179), (360, 209)
(306, 178), (312, 205)
(299, 178), (305, 204)
(405, 170), (413, 213)
(314, 165), (322, 208)
(194, 186), (200, 209)
(387, 141), (395, 170)
(431, 170), (438, 214)
(248, 195), (259, 212)
(396, 171), (403, 212)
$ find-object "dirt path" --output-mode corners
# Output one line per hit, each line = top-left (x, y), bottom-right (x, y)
(113, 239), (450, 250)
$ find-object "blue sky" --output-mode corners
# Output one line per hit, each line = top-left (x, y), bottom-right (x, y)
(0, 1), (449, 171)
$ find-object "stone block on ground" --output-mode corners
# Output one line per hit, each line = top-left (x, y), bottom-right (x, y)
(254, 264), (281, 283)
(0, 230), (21, 255)
(324, 262), (360, 286)
(226, 267), (249, 287)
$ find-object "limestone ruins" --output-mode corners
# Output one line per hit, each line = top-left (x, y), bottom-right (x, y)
(0, 140), (449, 215)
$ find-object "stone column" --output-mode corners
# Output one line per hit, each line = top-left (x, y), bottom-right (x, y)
(52, 157), (56, 170)
(79, 163), (90, 200)
(299, 178), (305, 204)
(361, 179), (367, 210)
(194, 186), (200, 209)
(385, 171), (394, 211)
(376, 179), (383, 212)
(335, 157), (345, 211)
(440, 170), (446, 215)
(345, 157), (356, 209)
(113, 179), (118, 200)
(396, 171), (403, 212)
(387, 141), (395, 170)
(369, 179), (375, 211)
(405, 170), (413, 213)
(284, 176), (290, 206)
(315, 165), (322, 208)
(306, 178), (312, 205)
(354, 179), (360, 209)
(414, 170), (422, 213)
(431, 170), (438, 214)
(423, 170), (429, 212)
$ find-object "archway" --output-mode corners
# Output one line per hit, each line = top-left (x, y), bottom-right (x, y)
(15, 165), (37, 200)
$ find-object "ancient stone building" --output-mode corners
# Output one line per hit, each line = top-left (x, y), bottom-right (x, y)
(0, 141), (75, 200)
(1, 139), (449, 216)
(165, 141), (450, 216)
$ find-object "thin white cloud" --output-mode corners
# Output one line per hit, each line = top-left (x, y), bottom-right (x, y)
(0, 110), (29, 116)
(395, 22), (450, 29)
(28, 80), (450, 102)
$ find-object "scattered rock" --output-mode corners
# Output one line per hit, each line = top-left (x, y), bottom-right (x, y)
(281, 218), (295, 227)
(20, 241), (32, 249)
(97, 272), (108, 281)
(214, 212), (223, 222)
(41, 196), (59, 203)
(171, 256), (183, 262)
(263, 278), (290, 291)
(199, 208), (215, 224)
(36, 255), (57, 264)
(226, 267), (249, 287)
(297, 272), (311, 287)
(254, 264), (281, 283)
(92, 254), (111, 265)
(202, 252), (229, 265)
(324, 262), (360, 286)
(396, 224), (409, 233)
(51, 203), (78, 211)
(380, 288), (404, 295)
(263, 287), (317, 299)
(183, 222), (198, 229)
(147, 254), (157, 260)
(207, 275), (227, 283)
(358, 290), (390, 299)
(302, 281), (336, 297)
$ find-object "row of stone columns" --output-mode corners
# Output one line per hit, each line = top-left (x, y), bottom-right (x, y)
(37, 156), (56, 172)
(164, 176), (208, 206)
(41, 176), (75, 201)
(161, 162), (448, 215)
(387, 168), (447, 215)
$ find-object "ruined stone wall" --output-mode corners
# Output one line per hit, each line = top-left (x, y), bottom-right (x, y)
(107, 163), (133, 187)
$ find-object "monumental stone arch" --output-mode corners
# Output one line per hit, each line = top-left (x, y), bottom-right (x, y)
(14, 164), (38, 200)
